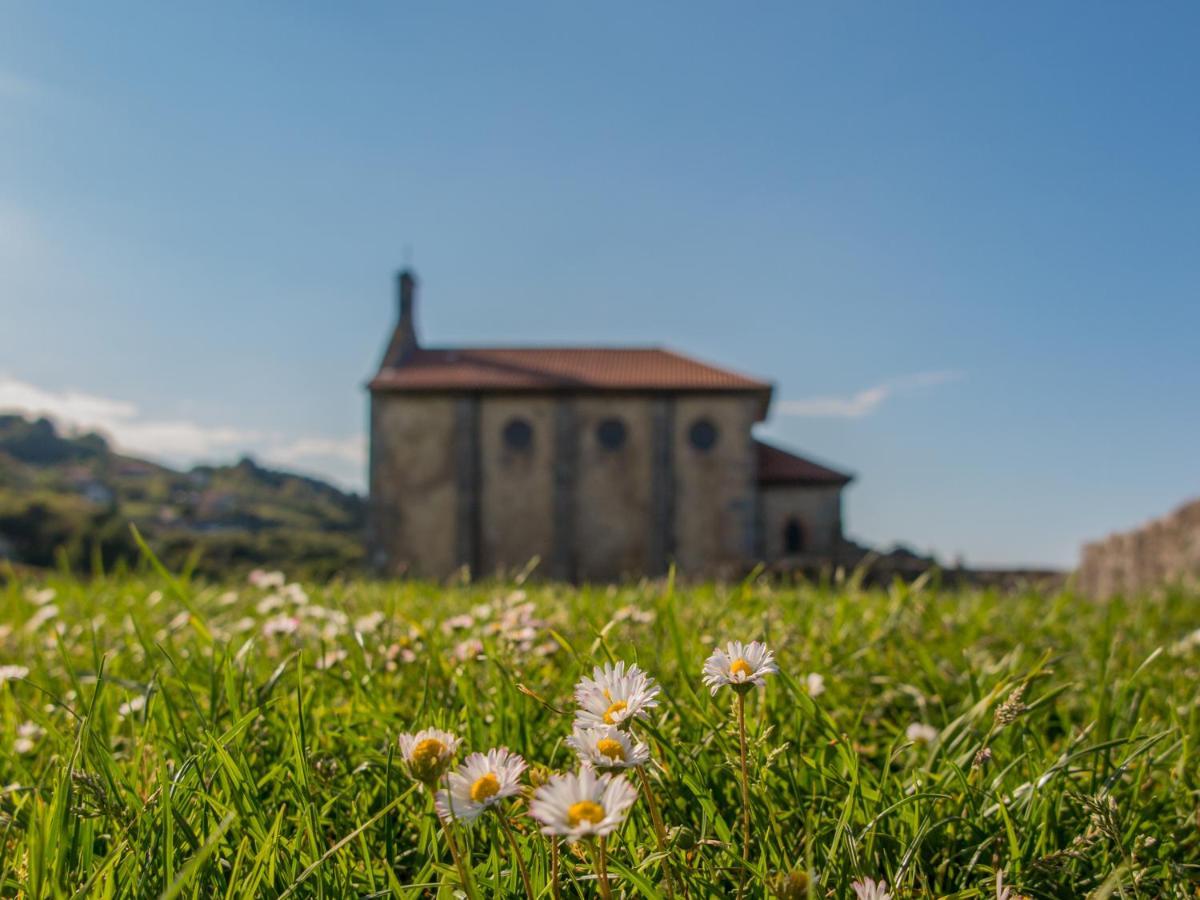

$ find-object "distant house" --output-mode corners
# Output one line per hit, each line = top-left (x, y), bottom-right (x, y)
(116, 460), (157, 478)
(80, 482), (115, 507)
(65, 472), (115, 508)
(367, 270), (853, 580)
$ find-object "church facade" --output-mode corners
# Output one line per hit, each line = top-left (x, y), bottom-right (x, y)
(368, 270), (853, 580)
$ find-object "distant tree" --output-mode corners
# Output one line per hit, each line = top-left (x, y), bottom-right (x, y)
(0, 416), (107, 464)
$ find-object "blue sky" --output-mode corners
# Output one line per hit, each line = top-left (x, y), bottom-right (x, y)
(2, 3), (1198, 567)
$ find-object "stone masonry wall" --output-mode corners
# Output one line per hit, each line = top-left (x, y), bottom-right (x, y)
(672, 395), (759, 578)
(759, 483), (844, 560)
(370, 390), (765, 581)
(1077, 497), (1200, 597)
(573, 396), (655, 581)
(368, 394), (460, 577)
(478, 397), (558, 577)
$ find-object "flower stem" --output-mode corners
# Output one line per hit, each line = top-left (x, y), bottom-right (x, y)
(736, 690), (751, 898)
(636, 765), (676, 898)
(595, 835), (613, 900)
(437, 808), (477, 899)
(497, 810), (535, 900)
(551, 836), (561, 900)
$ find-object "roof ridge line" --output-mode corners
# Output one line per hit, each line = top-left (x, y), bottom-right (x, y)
(420, 343), (668, 352)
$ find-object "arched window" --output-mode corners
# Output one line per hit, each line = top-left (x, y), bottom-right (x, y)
(783, 517), (805, 554)
(688, 418), (719, 451)
(502, 417), (533, 451)
(596, 418), (627, 450)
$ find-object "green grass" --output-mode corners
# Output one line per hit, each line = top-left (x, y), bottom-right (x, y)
(0, 563), (1197, 898)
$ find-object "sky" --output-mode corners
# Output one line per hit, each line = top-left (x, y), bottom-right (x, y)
(2, 3), (1198, 568)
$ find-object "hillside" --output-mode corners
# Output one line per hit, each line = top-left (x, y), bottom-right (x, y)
(0, 414), (365, 576)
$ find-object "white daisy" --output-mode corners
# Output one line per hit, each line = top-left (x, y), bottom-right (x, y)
(354, 611), (386, 634)
(905, 722), (938, 744)
(529, 768), (638, 842)
(315, 648), (348, 670)
(851, 878), (892, 900)
(23, 605), (58, 633)
(701, 641), (778, 695)
(441, 613), (476, 634)
(118, 695), (146, 718)
(574, 661), (660, 729)
(248, 569), (286, 589)
(435, 747), (527, 824)
(398, 727), (461, 784)
(805, 672), (826, 697)
(613, 604), (655, 625)
(262, 614), (300, 637)
(0, 665), (29, 684)
(453, 638), (484, 662)
(566, 725), (651, 771)
(26, 588), (56, 606)
(13, 721), (43, 754)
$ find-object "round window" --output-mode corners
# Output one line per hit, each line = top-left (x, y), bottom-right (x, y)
(596, 418), (627, 450)
(688, 418), (719, 451)
(502, 418), (533, 451)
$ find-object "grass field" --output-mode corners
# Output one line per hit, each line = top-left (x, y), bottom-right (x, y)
(0, 560), (1197, 898)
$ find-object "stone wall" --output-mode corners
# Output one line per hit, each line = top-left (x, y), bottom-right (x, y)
(368, 394), (460, 577)
(759, 483), (844, 560)
(573, 396), (655, 581)
(369, 390), (765, 581)
(478, 397), (558, 577)
(1077, 497), (1200, 597)
(672, 395), (760, 578)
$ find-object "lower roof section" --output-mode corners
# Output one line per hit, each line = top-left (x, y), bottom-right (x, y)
(756, 439), (854, 487)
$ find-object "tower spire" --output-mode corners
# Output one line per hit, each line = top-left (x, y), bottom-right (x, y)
(382, 267), (419, 366)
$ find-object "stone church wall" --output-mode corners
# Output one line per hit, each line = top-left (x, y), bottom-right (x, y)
(369, 390), (768, 581)
(478, 397), (558, 576)
(573, 396), (656, 580)
(672, 395), (760, 578)
(760, 483), (844, 560)
(368, 395), (460, 577)
(1077, 497), (1200, 597)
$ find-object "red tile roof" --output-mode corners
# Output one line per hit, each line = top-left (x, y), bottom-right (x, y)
(756, 439), (853, 486)
(370, 347), (773, 394)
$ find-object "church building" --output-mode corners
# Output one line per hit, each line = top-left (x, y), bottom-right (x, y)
(368, 270), (853, 580)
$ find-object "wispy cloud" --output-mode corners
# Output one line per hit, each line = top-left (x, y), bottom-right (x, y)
(271, 435), (368, 469)
(778, 370), (963, 419)
(0, 376), (365, 487)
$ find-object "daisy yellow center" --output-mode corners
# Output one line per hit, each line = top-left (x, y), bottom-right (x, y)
(596, 738), (626, 761)
(603, 700), (628, 724)
(567, 800), (605, 826)
(411, 738), (446, 769)
(470, 772), (500, 803)
(730, 658), (753, 678)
